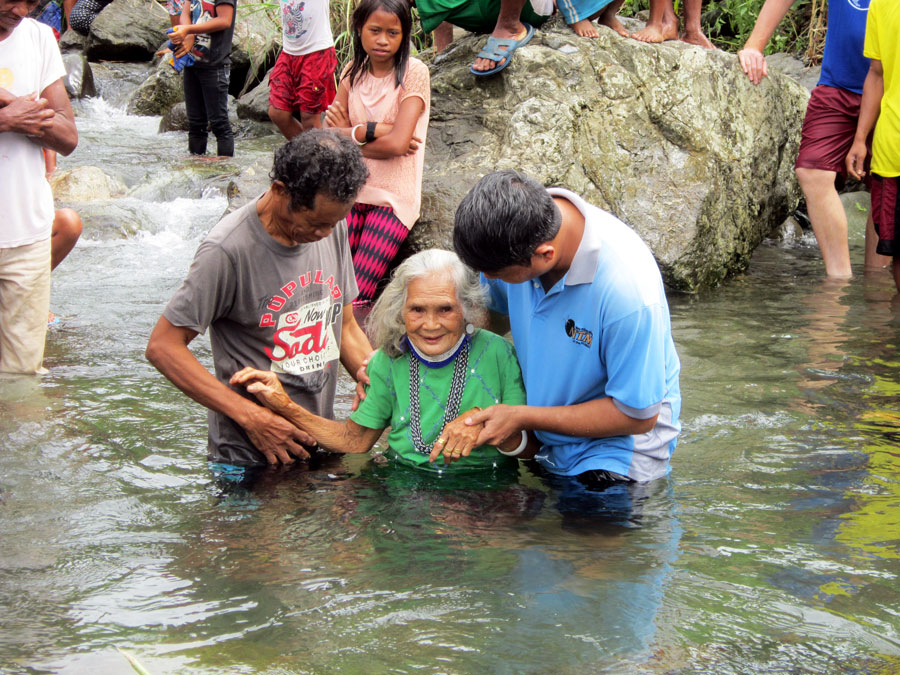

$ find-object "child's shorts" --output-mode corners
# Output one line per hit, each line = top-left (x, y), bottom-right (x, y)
(268, 47), (337, 115)
(165, 0), (184, 15)
(871, 173), (899, 257)
(795, 85), (871, 186)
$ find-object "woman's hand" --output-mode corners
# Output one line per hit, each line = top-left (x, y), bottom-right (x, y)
(429, 408), (484, 465)
(324, 100), (351, 129)
(230, 367), (294, 415)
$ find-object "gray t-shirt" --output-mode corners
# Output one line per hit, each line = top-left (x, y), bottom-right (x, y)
(164, 198), (358, 465)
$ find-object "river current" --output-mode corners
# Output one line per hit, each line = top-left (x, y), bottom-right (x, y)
(1, 64), (899, 674)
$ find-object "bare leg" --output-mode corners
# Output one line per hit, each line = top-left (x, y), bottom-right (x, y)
(597, 0), (628, 37)
(864, 211), (892, 270)
(796, 167), (853, 278)
(569, 17), (599, 38)
(681, 0), (714, 48)
(471, 0), (528, 73)
(631, 0), (678, 43)
(51, 208), (82, 271)
(434, 21), (453, 51)
(268, 106), (304, 141)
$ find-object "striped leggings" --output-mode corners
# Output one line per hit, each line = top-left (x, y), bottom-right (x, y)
(347, 203), (409, 305)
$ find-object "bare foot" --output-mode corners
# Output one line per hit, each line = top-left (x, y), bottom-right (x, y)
(631, 19), (678, 43)
(598, 11), (628, 37)
(570, 18), (599, 38)
(681, 29), (715, 49)
(472, 25), (528, 73)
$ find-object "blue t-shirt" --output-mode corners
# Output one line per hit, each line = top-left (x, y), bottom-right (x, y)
(820, 0), (870, 94)
(483, 188), (682, 481)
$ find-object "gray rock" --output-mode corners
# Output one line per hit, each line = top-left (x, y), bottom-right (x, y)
(767, 215), (804, 243)
(86, 0), (170, 62)
(766, 53), (820, 92)
(223, 158), (271, 214)
(50, 166), (127, 203)
(159, 101), (188, 132)
(235, 71), (271, 121)
(414, 23), (808, 291)
(58, 29), (87, 52)
(229, 0), (281, 95)
(126, 59), (184, 116)
(62, 52), (96, 98)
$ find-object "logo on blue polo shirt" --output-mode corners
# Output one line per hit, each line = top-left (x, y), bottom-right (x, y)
(564, 318), (593, 348)
(847, 0), (869, 10)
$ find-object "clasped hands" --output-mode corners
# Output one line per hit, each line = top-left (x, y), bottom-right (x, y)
(0, 91), (55, 138)
(230, 367), (315, 466)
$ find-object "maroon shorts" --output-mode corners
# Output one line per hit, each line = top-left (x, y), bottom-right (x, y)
(795, 85), (871, 185)
(871, 174), (899, 257)
(268, 48), (337, 115)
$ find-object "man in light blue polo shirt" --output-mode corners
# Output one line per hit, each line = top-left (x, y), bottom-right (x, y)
(453, 170), (681, 488)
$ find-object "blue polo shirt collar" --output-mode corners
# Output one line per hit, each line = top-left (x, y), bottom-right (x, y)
(547, 187), (602, 287)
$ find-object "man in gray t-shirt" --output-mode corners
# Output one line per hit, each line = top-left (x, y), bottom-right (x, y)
(146, 132), (372, 466)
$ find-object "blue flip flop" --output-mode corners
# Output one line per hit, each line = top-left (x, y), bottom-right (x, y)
(470, 23), (535, 77)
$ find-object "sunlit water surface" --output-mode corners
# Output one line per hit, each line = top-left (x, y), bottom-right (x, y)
(1, 64), (900, 674)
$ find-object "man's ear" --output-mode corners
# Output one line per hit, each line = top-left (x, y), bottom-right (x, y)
(270, 180), (287, 197)
(533, 243), (555, 264)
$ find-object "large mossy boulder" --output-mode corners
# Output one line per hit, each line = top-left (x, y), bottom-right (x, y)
(415, 20), (808, 291)
(86, 0), (169, 62)
(235, 71), (270, 121)
(229, 0), (281, 96)
(127, 59), (184, 116)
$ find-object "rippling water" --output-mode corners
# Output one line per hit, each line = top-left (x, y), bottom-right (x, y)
(1, 65), (899, 674)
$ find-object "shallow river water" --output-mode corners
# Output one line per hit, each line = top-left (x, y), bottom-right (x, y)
(2, 65), (900, 674)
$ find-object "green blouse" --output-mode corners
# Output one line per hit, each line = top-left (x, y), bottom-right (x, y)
(350, 330), (526, 472)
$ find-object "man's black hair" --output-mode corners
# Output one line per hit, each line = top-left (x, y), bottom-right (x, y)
(270, 130), (369, 211)
(453, 170), (562, 273)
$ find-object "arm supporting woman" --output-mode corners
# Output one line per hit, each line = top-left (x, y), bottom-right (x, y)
(231, 367), (384, 455)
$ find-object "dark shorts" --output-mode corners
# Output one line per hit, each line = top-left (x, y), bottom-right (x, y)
(871, 174), (899, 257)
(795, 85), (871, 186)
(268, 48), (337, 115)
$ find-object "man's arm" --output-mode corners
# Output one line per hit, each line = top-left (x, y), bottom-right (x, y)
(467, 398), (658, 448)
(737, 0), (795, 85)
(145, 315), (315, 464)
(847, 59), (884, 180)
(0, 80), (77, 155)
(339, 304), (374, 379)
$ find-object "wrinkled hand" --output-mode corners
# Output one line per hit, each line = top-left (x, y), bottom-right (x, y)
(846, 139), (868, 180)
(1, 94), (54, 136)
(737, 48), (768, 85)
(324, 100), (351, 129)
(243, 404), (315, 465)
(231, 367), (293, 414)
(429, 409), (484, 465)
(174, 34), (194, 58)
(351, 353), (374, 411)
(464, 404), (524, 448)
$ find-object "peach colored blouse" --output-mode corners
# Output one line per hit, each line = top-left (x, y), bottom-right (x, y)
(345, 57), (430, 230)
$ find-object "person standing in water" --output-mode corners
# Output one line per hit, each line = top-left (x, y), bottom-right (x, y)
(0, 0), (77, 373)
(146, 132), (373, 467)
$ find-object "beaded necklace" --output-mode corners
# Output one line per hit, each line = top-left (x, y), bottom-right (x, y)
(406, 335), (470, 455)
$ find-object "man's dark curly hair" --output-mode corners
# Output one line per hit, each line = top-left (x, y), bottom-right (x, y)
(270, 130), (369, 211)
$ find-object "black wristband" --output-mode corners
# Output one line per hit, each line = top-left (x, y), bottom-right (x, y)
(365, 121), (377, 144)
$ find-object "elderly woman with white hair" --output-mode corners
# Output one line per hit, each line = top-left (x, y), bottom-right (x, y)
(231, 249), (537, 472)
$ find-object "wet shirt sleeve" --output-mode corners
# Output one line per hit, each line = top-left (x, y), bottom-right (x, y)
(163, 238), (237, 334)
(601, 304), (667, 419)
(350, 350), (395, 430)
